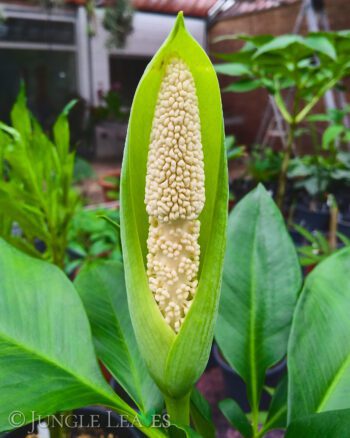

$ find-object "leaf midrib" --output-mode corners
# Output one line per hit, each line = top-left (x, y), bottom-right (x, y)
(0, 328), (131, 415)
(95, 265), (145, 411)
(316, 351), (350, 413)
(249, 203), (259, 410)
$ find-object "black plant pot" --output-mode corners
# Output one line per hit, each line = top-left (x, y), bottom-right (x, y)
(232, 179), (255, 202)
(73, 407), (141, 436)
(289, 228), (305, 246)
(213, 345), (286, 412)
(3, 407), (141, 438)
(293, 204), (330, 232)
(338, 219), (350, 238)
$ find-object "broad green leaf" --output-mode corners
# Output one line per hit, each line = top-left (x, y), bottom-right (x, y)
(190, 389), (215, 438)
(0, 239), (135, 433)
(304, 35), (337, 60)
(120, 12), (228, 399)
(285, 409), (350, 438)
(74, 261), (163, 414)
(216, 185), (301, 410)
(219, 399), (253, 438)
(288, 248), (350, 421)
(214, 62), (251, 76)
(254, 35), (304, 57)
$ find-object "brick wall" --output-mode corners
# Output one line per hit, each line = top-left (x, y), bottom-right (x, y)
(209, 0), (350, 147)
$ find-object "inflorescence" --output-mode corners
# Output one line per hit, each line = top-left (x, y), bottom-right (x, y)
(145, 58), (205, 333)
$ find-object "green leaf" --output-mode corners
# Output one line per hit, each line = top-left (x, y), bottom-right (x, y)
(74, 261), (163, 414)
(307, 113), (331, 122)
(53, 100), (76, 161)
(65, 258), (82, 275)
(254, 35), (303, 57)
(68, 241), (88, 257)
(219, 399), (253, 438)
(216, 185), (301, 410)
(337, 232), (350, 246)
(314, 231), (331, 255)
(293, 224), (317, 244)
(214, 63), (251, 76)
(98, 214), (120, 229)
(120, 12), (228, 399)
(288, 248), (350, 422)
(263, 375), (288, 433)
(10, 82), (31, 140)
(0, 239), (135, 433)
(285, 409), (350, 438)
(304, 35), (337, 60)
(322, 125), (344, 149)
(224, 79), (262, 93)
(169, 425), (202, 438)
(190, 388), (215, 438)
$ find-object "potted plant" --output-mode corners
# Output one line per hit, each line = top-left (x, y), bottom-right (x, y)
(213, 344), (286, 412)
(247, 144), (283, 192)
(288, 108), (350, 232)
(214, 31), (350, 209)
(65, 207), (122, 277)
(0, 85), (79, 268)
(98, 168), (121, 202)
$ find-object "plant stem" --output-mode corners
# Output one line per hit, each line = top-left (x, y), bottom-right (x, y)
(276, 122), (296, 209)
(164, 393), (191, 426)
(329, 195), (338, 251)
(48, 414), (67, 438)
(252, 405), (260, 437)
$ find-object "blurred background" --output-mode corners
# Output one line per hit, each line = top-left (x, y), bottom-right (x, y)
(1, 1), (350, 436)
(1, 0), (349, 186)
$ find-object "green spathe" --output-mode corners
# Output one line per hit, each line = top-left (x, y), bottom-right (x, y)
(120, 11), (228, 403)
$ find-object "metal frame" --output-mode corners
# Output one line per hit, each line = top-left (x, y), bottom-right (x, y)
(0, 2), (83, 97)
(0, 2), (77, 51)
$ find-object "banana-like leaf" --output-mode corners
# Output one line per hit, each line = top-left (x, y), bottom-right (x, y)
(219, 399), (253, 438)
(285, 409), (350, 438)
(215, 185), (301, 409)
(120, 12), (228, 398)
(288, 248), (350, 422)
(0, 239), (135, 432)
(74, 261), (163, 415)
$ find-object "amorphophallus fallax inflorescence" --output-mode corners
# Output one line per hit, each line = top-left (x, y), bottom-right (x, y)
(120, 12), (228, 425)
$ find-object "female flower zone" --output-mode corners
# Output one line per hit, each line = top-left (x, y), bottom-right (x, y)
(121, 12), (228, 425)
